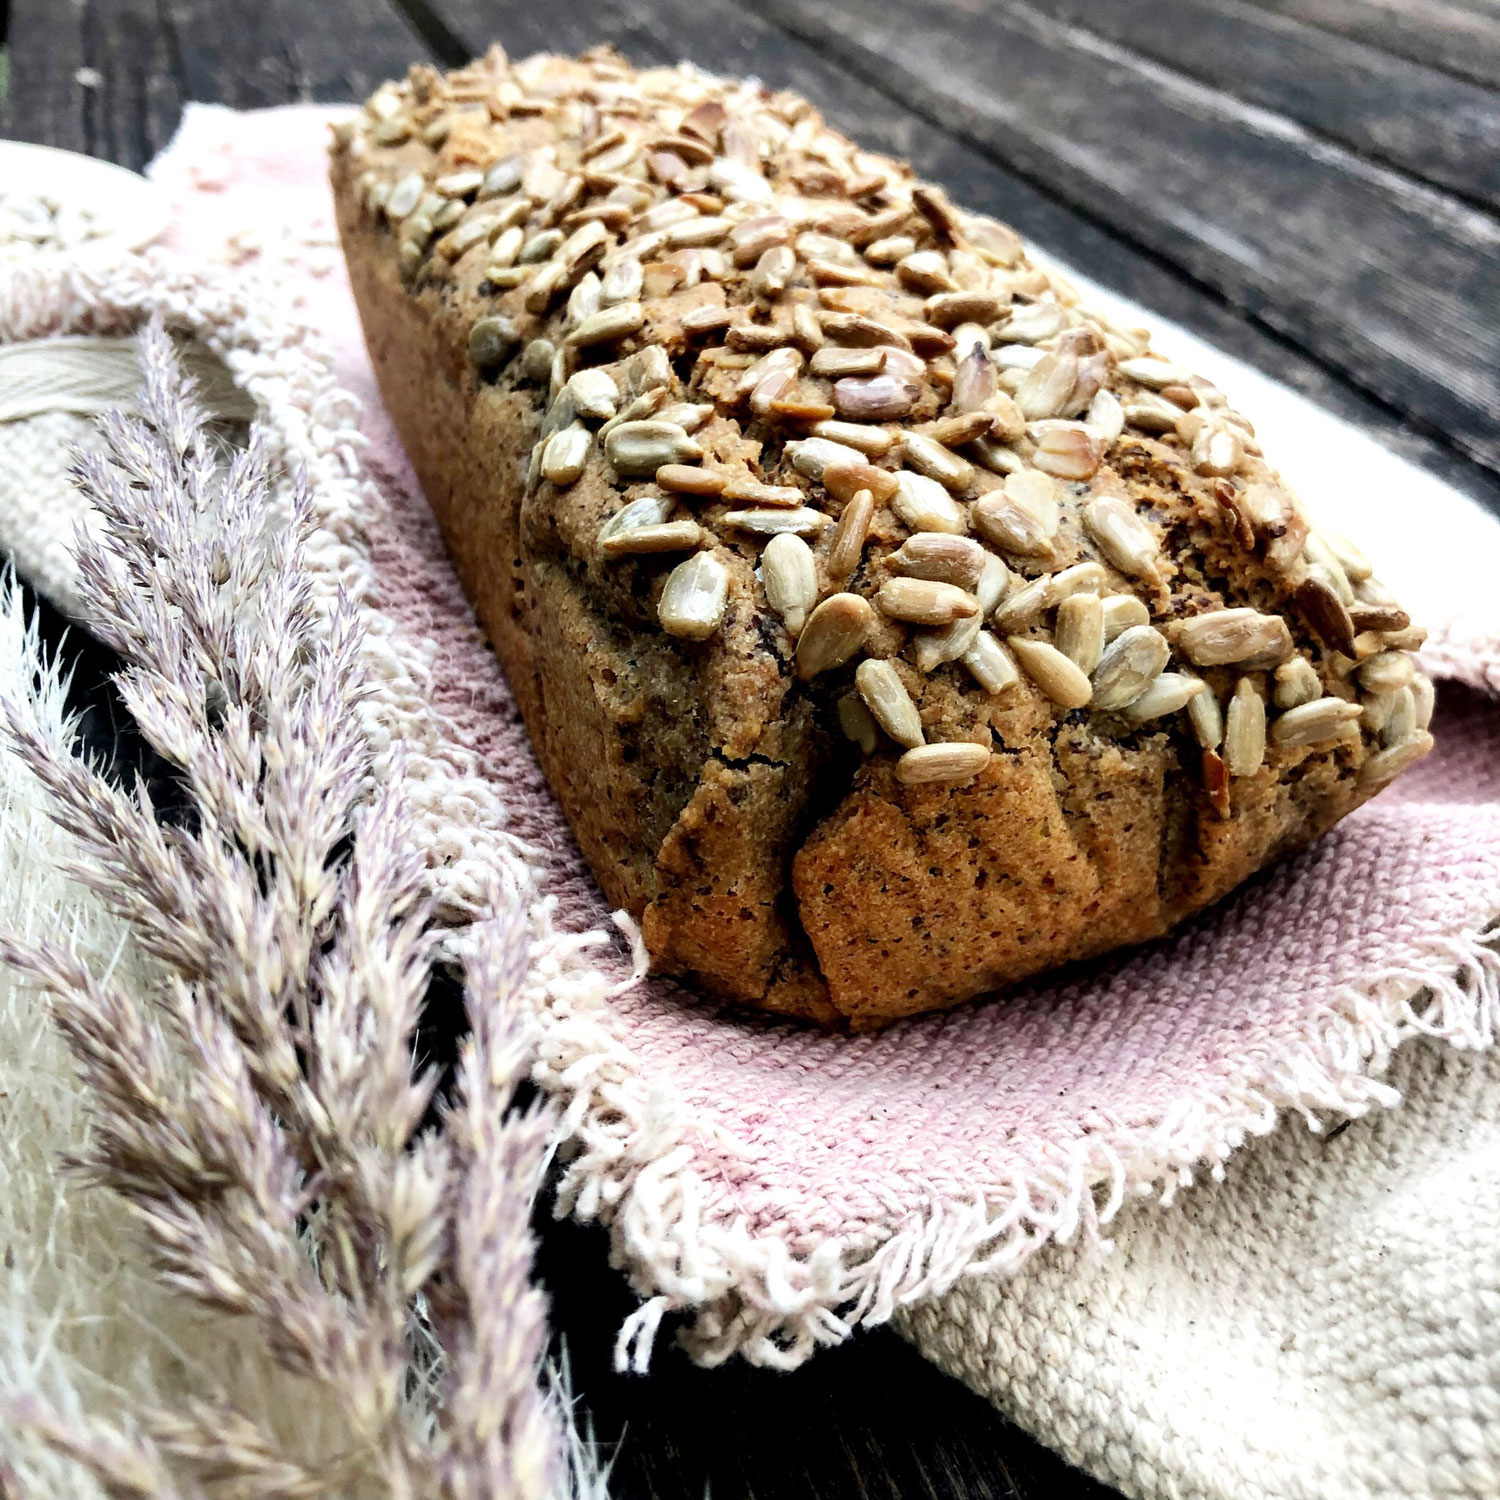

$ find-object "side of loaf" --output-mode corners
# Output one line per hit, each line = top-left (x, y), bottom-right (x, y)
(330, 45), (1432, 1029)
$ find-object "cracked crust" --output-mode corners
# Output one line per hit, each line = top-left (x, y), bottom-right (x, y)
(330, 46), (1430, 1028)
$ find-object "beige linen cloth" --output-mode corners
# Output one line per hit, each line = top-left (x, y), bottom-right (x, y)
(2, 103), (1498, 1500)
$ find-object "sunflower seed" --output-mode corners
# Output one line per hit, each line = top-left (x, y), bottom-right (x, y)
(1034, 424), (1102, 480)
(601, 520), (703, 558)
(888, 534), (988, 590)
(992, 343), (1047, 372)
(540, 425), (591, 486)
(605, 420), (701, 476)
(656, 464), (724, 496)
(598, 388), (668, 443)
(1014, 352), (1079, 421)
(1083, 494), (1160, 580)
(486, 224), (526, 272)
(1118, 356), (1189, 388)
(809, 420), (896, 456)
(891, 472), (968, 535)
(956, 632), (1017, 695)
(656, 402), (713, 433)
(749, 348), (806, 414)
(952, 346), (999, 414)
(992, 574), (1053, 632)
(1176, 609), (1292, 669)
(723, 507), (832, 538)
(925, 291), (1008, 330)
(1358, 729), (1434, 786)
(1084, 389), (1125, 447)
(760, 532), (819, 635)
(659, 552), (728, 639)
(835, 375), (920, 421)
(826, 488), (875, 581)
(1186, 679), (1223, 749)
(567, 302), (645, 348)
(796, 593), (874, 678)
(855, 659), (925, 748)
(480, 155), (525, 199)
(1000, 303), (1068, 344)
(1100, 593), (1150, 643)
(598, 496), (676, 553)
(1090, 624), (1170, 710)
(1009, 637), (1093, 708)
(1048, 562), (1110, 604)
(565, 368), (620, 422)
(1411, 674), (1435, 730)
(1378, 685), (1417, 749)
(901, 432), (974, 492)
(1054, 593), (1105, 674)
(468, 315), (520, 368)
(1121, 672), (1205, 724)
(1273, 657), (1322, 710)
(1192, 423), (1244, 478)
(896, 250), (955, 293)
(599, 256), (644, 306)
(1357, 650), (1415, 694)
(519, 229), (564, 264)
(722, 476), (805, 507)
(877, 578), (980, 626)
(1223, 679), (1267, 776)
(781, 438), (860, 482)
(976, 553), (1012, 616)
(895, 742), (992, 786)
(1271, 697), (1363, 747)
(1320, 530), (1374, 583)
(911, 612), (984, 673)
(1294, 572), (1357, 657)
(1123, 395), (1184, 434)
(748, 244), (796, 297)
(811, 346), (884, 378)
(387, 171), (426, 221)
(973, 470), (1060, 557)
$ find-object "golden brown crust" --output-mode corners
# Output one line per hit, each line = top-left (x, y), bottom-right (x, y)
(331, 45), (1432, 1028)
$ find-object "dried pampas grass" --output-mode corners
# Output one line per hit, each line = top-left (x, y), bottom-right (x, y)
(0, 322), (606, 1499)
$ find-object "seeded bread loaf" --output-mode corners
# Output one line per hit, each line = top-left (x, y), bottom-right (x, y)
(330, 45), (1432, 1029)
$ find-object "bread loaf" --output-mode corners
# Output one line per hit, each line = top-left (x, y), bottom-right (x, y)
(330, 45), (1432, 1028)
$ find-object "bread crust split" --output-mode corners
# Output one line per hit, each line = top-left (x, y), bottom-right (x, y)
(331, 44), (1431, 1028)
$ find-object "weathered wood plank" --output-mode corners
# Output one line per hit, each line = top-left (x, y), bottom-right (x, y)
(1028, 0), (1500, 210)
(417, 0), (1500, 506)
(0, 0), (427, 171)
(729, 0), (1500, 474)
(1246, 0), (1500, 91)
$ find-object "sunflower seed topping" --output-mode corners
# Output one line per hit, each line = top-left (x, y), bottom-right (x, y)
(785, 436), (866, 481)
(810, 420), (897, 456)
(1270, 697), (1363, 747)
(895, 742), (992, 786)
(1054, 593), (1105, 674)
(835, 374), (920, 422)
(1379, 686), (1417, 749)
(1034, 423), (1102, 481)
(1009, 638), (1093, 709)
(1224, 679), (1267, 777)
(1411, 674), (1436, 730)
(601, 520), (704, 558)
(901, 432), (974, 492)
(1273, 657), (1322, 710)
(974, 470), (1060, 556)
(1083, 494), (1160, 580)
(605, 420), (702, 476)
(1100, 593), (1150, 642)
(761, 532), (819, 635)
(888, 534), (988, 590)
(891, 472), (968, 535)
(387, 170), (426, 220)
(838, 694), (880, 753)
(1117, 356), (1189, 388)
(565, 367), (620, 421)
(827, 488), (876, 581)
(1357, 651), (1415, 694)
(656, 464), (725, 496)
(856, 659), (925, 748)
(598, 496), (675, 552)
(960, 632), (1019, 695)
(1177, 609), (1293, 669)
(877, 578), (980, 626)
(658, 552), (729, 639)
(1358, 731), (1434, 786)
(541, 425), (591, 485)
(1121, 672), (1206, 724)
(1090, 625), (1170, 710)
(992, 574), (1054, 632)
(722, 507), (832, 537)
(1186, 679), (1223, 749)
(567, 301), (645, 347)
(796, 593), (875, 678)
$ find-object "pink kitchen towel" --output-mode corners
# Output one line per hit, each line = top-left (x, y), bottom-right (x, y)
(99, 101), (1500, 1372)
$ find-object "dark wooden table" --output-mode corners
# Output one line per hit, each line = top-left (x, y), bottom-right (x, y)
(3, 2), (1498, 1497)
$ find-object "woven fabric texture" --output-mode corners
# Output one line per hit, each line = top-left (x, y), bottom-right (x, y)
(2, 107), (1497, 1408)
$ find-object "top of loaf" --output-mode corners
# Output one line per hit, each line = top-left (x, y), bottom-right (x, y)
(331, 44), (1431, 802)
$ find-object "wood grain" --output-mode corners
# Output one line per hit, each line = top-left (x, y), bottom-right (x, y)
(1246, 0), (1500, 90)
(737, 0), (1500, 474)
(1027, 0), (1500, 210)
